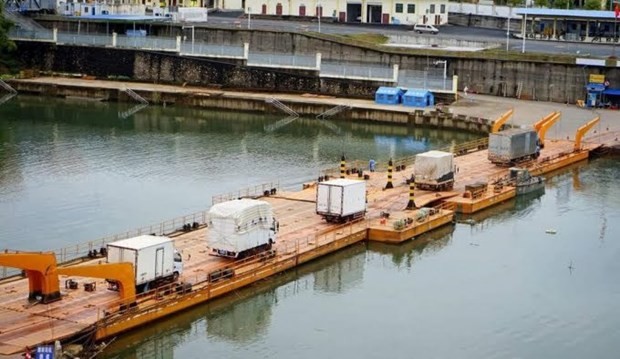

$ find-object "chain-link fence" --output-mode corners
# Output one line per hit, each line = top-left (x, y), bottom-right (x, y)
(321, 61), (394, 81)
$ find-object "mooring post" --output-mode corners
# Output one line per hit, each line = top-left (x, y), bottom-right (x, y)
(385, 159), (394, 189)
(406, 180), (416, 209)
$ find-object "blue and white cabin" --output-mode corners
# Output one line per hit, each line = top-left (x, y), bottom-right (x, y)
(403, 89), (435, 107)
(374, 87), (403, 105)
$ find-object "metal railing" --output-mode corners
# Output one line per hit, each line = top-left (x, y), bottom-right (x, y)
(181, 43), (245, 58)
(0, 79), (17, 94)
(211, 181), (281, 205)
(57, 33), (112, 47)
(124, 88), (149, 105)
(317, 104), (351, 119)
(321, 137), (490, 178)
(0, 210), (209, 279)
(266, 98), (299, 116)
(321, 61), (395, 81)
(248, 53), (317, 69)
(116, 35), (178, 52)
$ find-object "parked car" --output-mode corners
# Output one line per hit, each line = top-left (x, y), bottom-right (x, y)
(413, 24), (439, 34)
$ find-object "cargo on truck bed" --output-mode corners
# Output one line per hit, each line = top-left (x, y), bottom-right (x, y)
(488, 128), (540, 166)
(207, 198), (278, 259)
(316, 179), (367, 223)
(414, 150), (454, 191)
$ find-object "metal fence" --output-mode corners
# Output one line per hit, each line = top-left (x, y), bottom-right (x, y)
(211, 181), (281, 205)
(8, 28), (54, 41)
(0, 210), (209, 279)
(116, 35), (178, 52)
(58, 33), (112, 47)
(248, 53), (317, 69)
(398, 68), (453, 92)
(181, 42), (245, 58)
(321, 61), (394, 81)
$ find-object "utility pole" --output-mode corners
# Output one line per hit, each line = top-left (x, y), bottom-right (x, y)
(248, 7), (251, 29)
(506, 9), (511, 52)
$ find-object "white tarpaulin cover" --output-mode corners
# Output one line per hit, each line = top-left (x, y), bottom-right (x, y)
(414, 150), (454, 181)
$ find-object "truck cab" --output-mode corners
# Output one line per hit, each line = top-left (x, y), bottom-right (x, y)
(173, 250), (183, 280)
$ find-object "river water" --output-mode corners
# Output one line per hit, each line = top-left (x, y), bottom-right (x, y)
(1, 96), (619, 358)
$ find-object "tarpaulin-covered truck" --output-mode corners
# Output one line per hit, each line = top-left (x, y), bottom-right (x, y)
(207, 199), (278, 259)
(488, 128), (540, 166)
(414, 150), (455, 191)
(316, 179), (367, 223)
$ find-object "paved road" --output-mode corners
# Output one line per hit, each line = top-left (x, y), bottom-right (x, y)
(207, 14), (619, 57)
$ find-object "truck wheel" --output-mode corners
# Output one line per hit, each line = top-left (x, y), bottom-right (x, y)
(173, 272), (179, 282)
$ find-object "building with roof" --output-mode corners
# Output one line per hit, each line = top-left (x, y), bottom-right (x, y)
(514, 8), (619, 41)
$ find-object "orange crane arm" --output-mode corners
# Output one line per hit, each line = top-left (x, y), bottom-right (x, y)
(574, 117), (600, 152)
(538, 112), (561, 146)
(57, 263), (136, 306)
(491, 108), (514, 133)
(534, 111), (559, 132)
(0, 252), (61, 303)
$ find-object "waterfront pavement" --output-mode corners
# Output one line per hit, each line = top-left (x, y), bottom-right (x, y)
(14, 77), (620, 146)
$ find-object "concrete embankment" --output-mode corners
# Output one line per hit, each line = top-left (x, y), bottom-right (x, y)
(9, 77), (494, 134)
(14, 24), (620, 104)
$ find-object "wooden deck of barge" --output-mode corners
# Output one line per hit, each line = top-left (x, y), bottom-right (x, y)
(0, 135), (603, 356)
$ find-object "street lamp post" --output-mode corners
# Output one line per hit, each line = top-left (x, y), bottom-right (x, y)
(318, 3), (321, 33)
(506, 9), (511, 52)
(182, 25), (195, 54)
(434, 60), (447, 90)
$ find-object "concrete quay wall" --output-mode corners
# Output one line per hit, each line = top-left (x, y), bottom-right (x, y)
(10, 79), (493, 133)
(16, 24), (619, 104)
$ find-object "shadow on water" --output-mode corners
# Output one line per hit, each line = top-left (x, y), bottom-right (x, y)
(367, 224), (456, 269)
(101, 242), (367, 359)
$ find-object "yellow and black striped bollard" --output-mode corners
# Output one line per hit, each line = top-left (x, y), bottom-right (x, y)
(385, 158), (394, 189)
(340, 155), (346, 179)
(406, 180), (416, 209)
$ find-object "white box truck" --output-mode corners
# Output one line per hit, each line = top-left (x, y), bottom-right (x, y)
(106, 235), (184, 293)
(414, 150), (455, 191)
(316, 179), (367, 223)
(207, 199), (278, 259)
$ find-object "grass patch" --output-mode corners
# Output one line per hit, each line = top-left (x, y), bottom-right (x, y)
(339, 33), (389, 46)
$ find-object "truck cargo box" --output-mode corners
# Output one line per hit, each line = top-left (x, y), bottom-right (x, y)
(107, 235), (179, 287)
(207, 199), (277, 259)
(488, 128), (538, 165)
(316, 179), (366, 222)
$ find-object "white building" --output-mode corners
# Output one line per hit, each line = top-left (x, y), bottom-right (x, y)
(224, 0), (448, 25)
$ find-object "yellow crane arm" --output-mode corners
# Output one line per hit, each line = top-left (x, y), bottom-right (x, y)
(0, 252), (61, 303)
(534, 111), (559, 132)
(574, 117), (600, 152)
(538, 112), (561, 146)
(491, 108), (514, 133)
(57, 263), (136, 306)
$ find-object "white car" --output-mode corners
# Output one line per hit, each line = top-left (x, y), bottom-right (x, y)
(413, 24), (439, 34)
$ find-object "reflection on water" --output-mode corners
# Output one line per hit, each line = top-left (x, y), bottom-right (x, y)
(102, 243), (368, 359)
(4, 96), (620, 358)
(0, 96), (478, 250)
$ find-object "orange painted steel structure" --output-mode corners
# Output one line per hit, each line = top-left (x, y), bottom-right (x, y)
(57, 263), (136, 307)
(574, 117), (600, 152)
(0, 252), (60, 303)
(537, 112), (561, 147)
(491, 108), (514, 133)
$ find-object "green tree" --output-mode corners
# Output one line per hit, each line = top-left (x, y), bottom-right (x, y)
(583, 0), (600, 9)
(551, 0), (570, 9)
(0, 2), (17, 73)
(534, 0), (549, 7)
